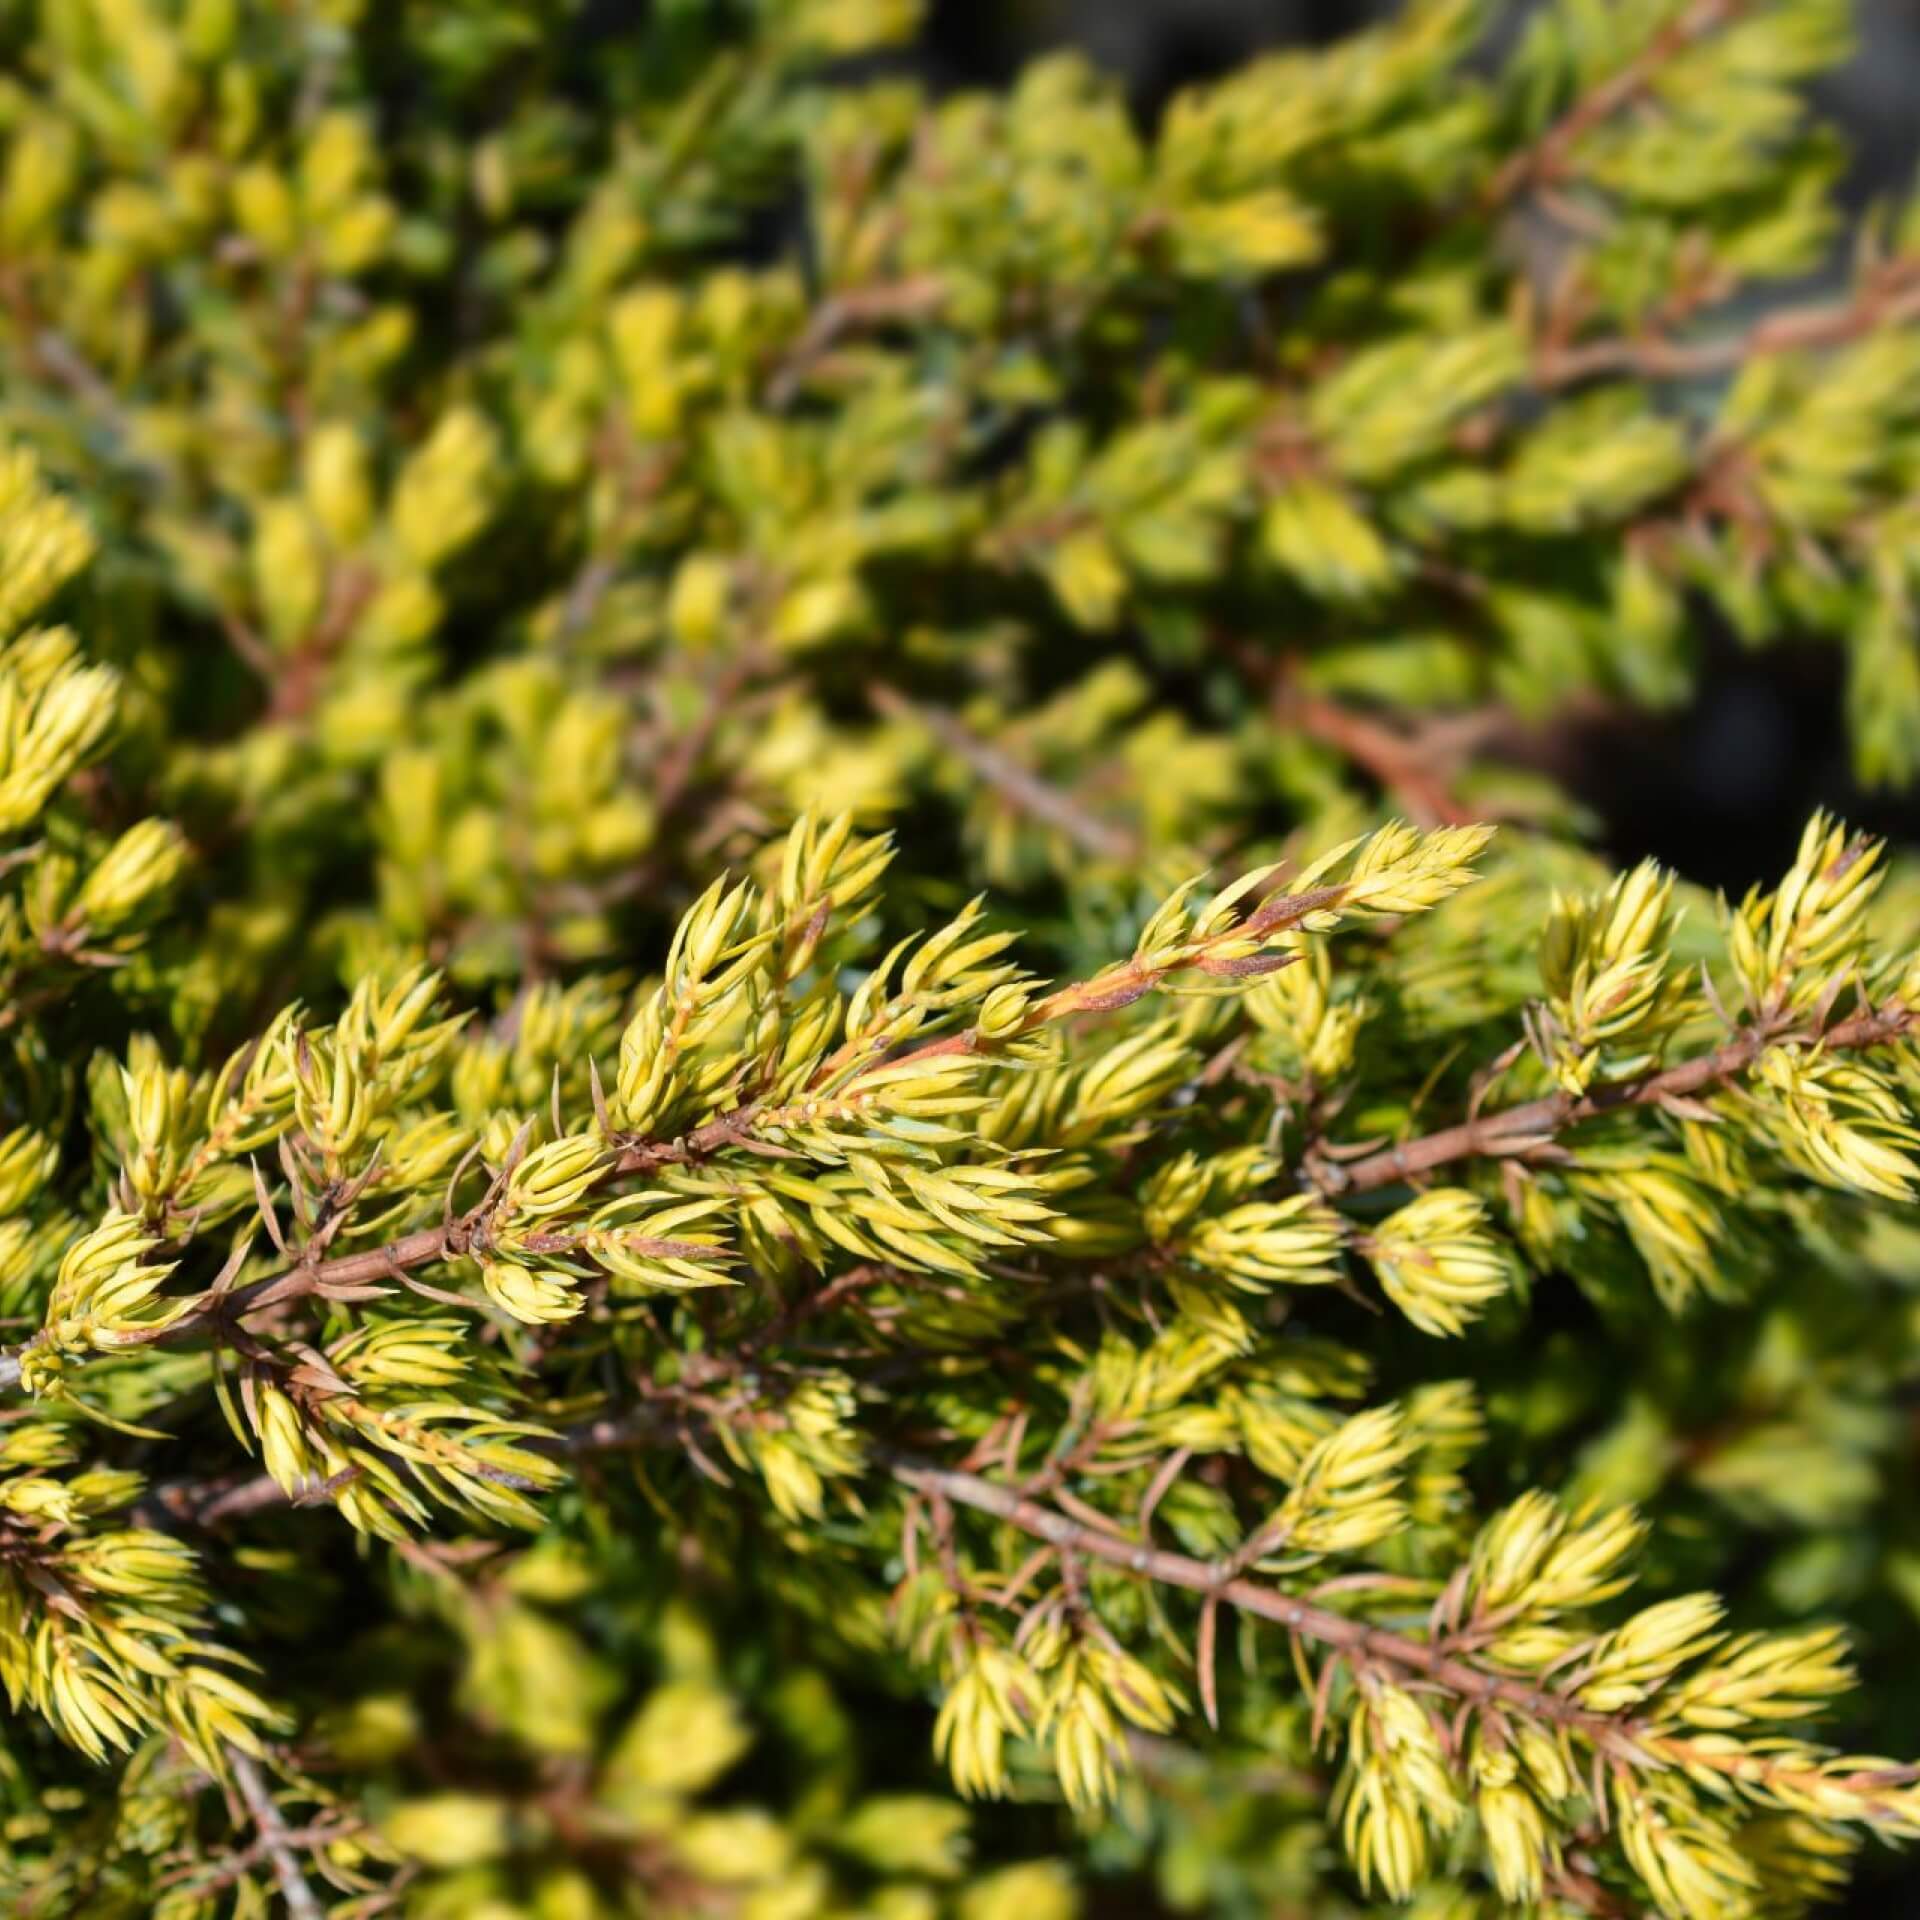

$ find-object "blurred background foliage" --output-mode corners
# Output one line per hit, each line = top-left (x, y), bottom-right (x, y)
(926, 0), (1920, 895)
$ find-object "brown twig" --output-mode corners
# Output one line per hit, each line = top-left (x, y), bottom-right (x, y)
(1, 962), (1909, 1395)
(143, 1431), (1658, 1762)
(119, 1411), (1920, 1830)
(884, 1450), (1641, 1744)
(153, 1400), (679, 1533)
(1482, 0), (1746, 210)
(163, 1822), (360, 1903)
(1547, 1854), (1646, 1920)
(646, 652), (759, 829)
(869, 683), (1139, 860)
(878, 1450), (1920, 1819)
(256, 563), (380, 725)
(764, 276), (947, 409)
(0, 1109), (760, 1388)
(1313, 1000), (1915, 1196)
(1536, 265), (1920, 388)
(1276, 681), (1480, 830)
(228, 1749), (325, 1920)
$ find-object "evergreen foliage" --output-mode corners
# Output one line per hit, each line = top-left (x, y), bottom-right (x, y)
(3, 1), (1920, 1915)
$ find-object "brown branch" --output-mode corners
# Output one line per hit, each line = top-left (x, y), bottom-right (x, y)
(733, 1261), (893, 1363)
(1315, 1000), (1915, 1197)
(0, 1115), (754, 1388)
(120, 1412), (1920, 1907)
(228, 1750), (325, 1920)
(266, 563), (381, 725)
(160, 1817), (360, 1902)
(1548, 1854), (1647, 1920)
(217, 609), (280, 681)
(881, 1449), (1642, 1749)
(764, 276), (947, 409)
(0, 864), (1371, 1394)
(0, 1220), (458, 1393)
(3, 993), (1899, 1395)
(869, 683), (1140, 860)
(143, 1424), (1633, 1762)
(622, 869), (1340, 1171)
(153, 1403), (679, 1531)
(1483, 0), (1746, 210)
(1277, 683), (1480, 829)
(1243, 639), (1513, 829)
(1537, 266), (1920, 388)
(566, 649), (772, 918)
(125, 1412), (1920, 1829)
(878, 1451), (1920, 1821)
(556, 557), (620, 641)
(647, 653), (759, 829)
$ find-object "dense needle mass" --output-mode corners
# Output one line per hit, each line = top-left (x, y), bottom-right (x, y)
(6, 2), (1920, 1917)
